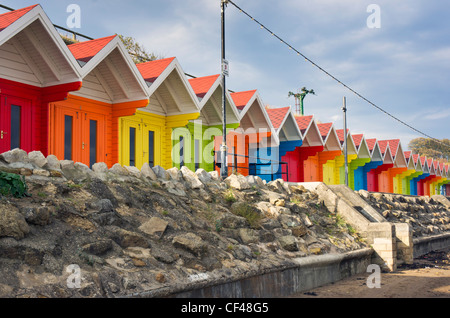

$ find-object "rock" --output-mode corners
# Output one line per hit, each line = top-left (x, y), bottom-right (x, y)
(20, 206), (52, 226)
(124, 166), (141, 178)
(109, 163), (129, 176)
(155, 273), (165, 283)
(90, 199), (114, 213)
(45, 155), (61, 171)
(246, 175), (265, 188)
(290, 185), (307, 194)
(291, 225), (308, 237)
(238, 228), (259, 244)
(278, 214), (302, 229)
(267, 206), (291, 217)
(267, 179), (289, 194)
(161, 180), (187, 196)
(140, 163), (157, 181)
(82, 240), (113, 255)
(172, 233), (207, 256)
(110, 228), (149, 248)
(180, 166), (203, 189)
(195, 169), (212, 184)
(301, 214), (314, 227)
(278, 235), (298, 251)
(74, 162), (94, 178)
(152, 165), (169, 180)
(255, 202), (272, 215)
(0, 204), (30, 239)
(123, 247), (151, 259)
(151, 248), (176, 264)
(61, 160), (92, 182)
(92, 162), (108, 174)
(209, 170), (220, 181)
(267, 191), (285, 206)
(138, 217), (169, 239)
(225, 174), (250, 190)
(0, 148), (28, 164)
(28, 151), (47, 168)
(217, 213), (248, 229)
(166, 167), (181, 181)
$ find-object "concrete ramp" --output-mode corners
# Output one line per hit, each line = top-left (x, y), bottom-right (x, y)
(432, 195), (450, 209)
(292, 182), (413, 272)
(327, 185), (386, 223)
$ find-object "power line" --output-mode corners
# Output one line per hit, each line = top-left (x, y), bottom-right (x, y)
(227, 0), (449, 149)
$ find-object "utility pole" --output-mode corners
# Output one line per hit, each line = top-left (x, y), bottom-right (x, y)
(220, 0), (229, 179)
(343, 96), (348, 187)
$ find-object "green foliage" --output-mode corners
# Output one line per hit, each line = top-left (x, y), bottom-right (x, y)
(118, 34), (161, 64)
(0, 171), (30, 198)
(224, 189), (237, 203)
(231, 202), (262, 229)
(408, 138), (450, 160)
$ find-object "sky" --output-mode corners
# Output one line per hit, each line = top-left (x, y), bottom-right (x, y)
(2, 0), (450, 151)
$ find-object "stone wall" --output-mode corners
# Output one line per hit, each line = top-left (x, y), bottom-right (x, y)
(0, 148), (448, 297)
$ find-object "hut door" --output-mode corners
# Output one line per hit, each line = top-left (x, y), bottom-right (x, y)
(0, 95), (32, 153)
(142, 124), (160, 168)
(55, 107), (105, 167)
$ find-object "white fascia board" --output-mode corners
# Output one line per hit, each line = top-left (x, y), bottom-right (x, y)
(0, 5), (82, 83)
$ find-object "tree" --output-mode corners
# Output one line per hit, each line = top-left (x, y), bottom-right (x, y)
(408, 138), (450, 161)
(118, 34), (160, 64)
(288, 87), (315, 116)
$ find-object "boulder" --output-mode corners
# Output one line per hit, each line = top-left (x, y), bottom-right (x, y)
(238, 228), (259, 244)
(172, 233), (207, 256)
(20, 206), (52, 226)
(140, 163), (157, 181)
(0, 148), (28, 164)
(152, 165), (169, 180)
(28, 151), (47, 168)
(180, 166), (203, 189)
(45, 155), (61, 171)
(278, 235), (298, 251)
(124, 166), (141, 178)
(166, 167), (182, 181)
(0, 204), (30, 240)
(109, 163), (129, 176)
(138, 217), (169, 239)
(92, 162), (108, 174)
(225, 174), (250, 190)
(195, 168), (212, 184)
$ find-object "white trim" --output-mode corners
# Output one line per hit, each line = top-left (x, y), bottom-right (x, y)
(0, 5), (82, 85)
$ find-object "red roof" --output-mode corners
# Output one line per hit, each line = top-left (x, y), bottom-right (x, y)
(378, 140), (389, 155)
(0, 4), (38, 32)
(412, 154), (420, 165)
(230, 90), (257, 111)
(352, 134), (364, 150)
(68, 35), (116, 63)
(427, 158), (433, 169)
(137, 57), (176, 83)
(188, 74), (220, 99)
(366, 138), (377, 152)
(295, 115), (313, 134)
(266, 107), (290, 130)
(433, 160), (439, 170)
(317, 123), (332, 141)
(386, 139), (400, 159)
(404, 151), (411, 164)
(336, 129), (349, 145)
(404, 151), (411, 160)
(420, 156), (427, 167)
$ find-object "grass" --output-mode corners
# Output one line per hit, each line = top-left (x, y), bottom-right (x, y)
(224, 189), (236, 203)
(231, 202), (262, 229)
